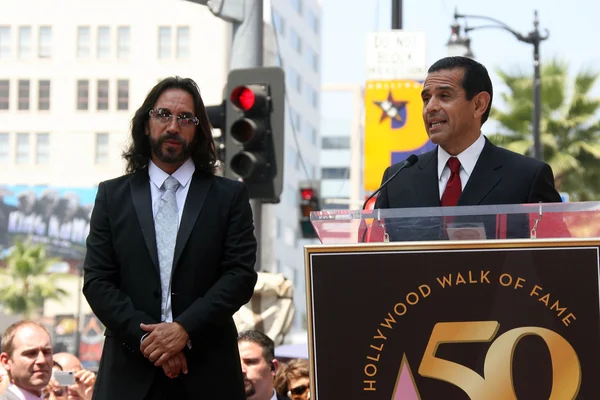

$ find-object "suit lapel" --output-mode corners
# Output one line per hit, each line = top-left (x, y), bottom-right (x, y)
(459, 138), (503, 205)
(414, 149), (441, 207)
(130, 170), (160, 275)
(172, 174), (211, 271)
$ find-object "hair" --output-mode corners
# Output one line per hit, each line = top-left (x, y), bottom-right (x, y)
(122, 76), (217, 175)
(428, 56), (493, 125)
(237, 330), (275, 364)
(1, 320), (50, 358)
(274, 358), (310, 396)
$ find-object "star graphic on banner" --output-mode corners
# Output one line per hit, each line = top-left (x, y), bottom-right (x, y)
(373, 91), (408, 124)
(391, 354), (422, 400)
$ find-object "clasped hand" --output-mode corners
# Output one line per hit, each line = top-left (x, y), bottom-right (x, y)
(140, 322), (189, 379)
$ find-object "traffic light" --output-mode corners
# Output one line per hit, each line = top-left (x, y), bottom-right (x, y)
(225, 67), (285, 203)
(299, 184), (320, 239)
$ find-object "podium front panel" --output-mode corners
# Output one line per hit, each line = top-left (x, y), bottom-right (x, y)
(305, 239), (600, 399)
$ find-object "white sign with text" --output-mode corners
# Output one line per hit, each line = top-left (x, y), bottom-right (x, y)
(366, 31), (428, 81)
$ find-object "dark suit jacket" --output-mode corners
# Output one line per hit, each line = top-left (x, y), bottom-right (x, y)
(83, 169), (258, 400)
(374, 138), (562, 241)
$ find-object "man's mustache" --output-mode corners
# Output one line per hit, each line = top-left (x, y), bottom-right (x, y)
(158, 134), (185, 145)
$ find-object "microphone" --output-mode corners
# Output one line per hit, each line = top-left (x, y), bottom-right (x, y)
(362, 154), (419, 210)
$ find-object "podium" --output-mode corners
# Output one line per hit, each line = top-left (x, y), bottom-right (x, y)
(304, 202), (600, 399)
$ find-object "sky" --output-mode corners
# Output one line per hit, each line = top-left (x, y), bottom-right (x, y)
(321, 0), (600, 110)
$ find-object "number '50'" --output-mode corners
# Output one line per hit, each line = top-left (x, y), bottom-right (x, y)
(418, 321), (581, 399)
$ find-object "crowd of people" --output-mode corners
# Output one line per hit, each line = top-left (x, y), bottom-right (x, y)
(0, 320), (309, 400)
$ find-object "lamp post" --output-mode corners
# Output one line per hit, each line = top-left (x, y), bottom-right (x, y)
(452, 9), (549, 161)
(447, 16), (474, 58)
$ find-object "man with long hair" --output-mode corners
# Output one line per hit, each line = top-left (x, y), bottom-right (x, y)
(83, 76), (258, 399)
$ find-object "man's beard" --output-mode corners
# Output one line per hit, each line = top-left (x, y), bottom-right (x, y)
(150, 133), (192, 164)
(244, 379), (256, 398)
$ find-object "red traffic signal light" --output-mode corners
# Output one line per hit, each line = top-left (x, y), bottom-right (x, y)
(301, 188), (315, 201)
(230, 84), (268, 115)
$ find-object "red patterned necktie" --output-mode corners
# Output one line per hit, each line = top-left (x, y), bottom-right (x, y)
(441, 157), (462, 207)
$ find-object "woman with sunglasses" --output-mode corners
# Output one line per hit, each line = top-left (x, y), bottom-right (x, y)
(274, 359), (310, 400)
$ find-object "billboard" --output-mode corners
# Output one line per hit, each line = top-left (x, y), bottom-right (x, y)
(0, 185), (98, 260)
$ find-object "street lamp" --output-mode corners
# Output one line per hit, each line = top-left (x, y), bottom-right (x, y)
(452, 9), (549, 161)
(447, 17), (474, 59)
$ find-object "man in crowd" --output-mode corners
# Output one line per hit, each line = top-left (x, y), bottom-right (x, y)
(52, 353), (95, 400)
(238, 330), (287, 400)
(0, 321), (53, 400)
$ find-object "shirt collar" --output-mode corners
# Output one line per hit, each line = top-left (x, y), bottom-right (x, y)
(437, 134), (486, 180)
(8, 384), (43, 400)
(269, 390), (278, 400)
(148, 158), (195, 190)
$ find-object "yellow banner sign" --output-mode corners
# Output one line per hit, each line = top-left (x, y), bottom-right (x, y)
(363, 80), (434, 192)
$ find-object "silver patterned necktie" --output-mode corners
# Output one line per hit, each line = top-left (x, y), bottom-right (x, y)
(155, 175), (180, 322)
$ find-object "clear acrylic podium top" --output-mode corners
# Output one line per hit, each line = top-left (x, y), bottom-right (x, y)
(309, 202), (600, 244)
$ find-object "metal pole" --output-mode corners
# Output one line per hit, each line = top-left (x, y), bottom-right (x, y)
(230, 0), (264, 270)
(73, 263), (83, 357)
(532, 11), (543, 160)
(391, 0), (403, 29)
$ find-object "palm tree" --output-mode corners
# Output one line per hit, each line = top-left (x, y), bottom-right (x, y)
(487, 58), (600, 201)
(0, 237), (68, 318)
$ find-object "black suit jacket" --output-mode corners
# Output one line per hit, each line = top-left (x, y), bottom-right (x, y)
(374, 138), (562, 240)
(83, 169), (258, 400)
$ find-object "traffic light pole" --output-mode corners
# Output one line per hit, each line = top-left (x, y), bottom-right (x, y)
(188, 0), (267, 271)
(229, 0), (265, 271)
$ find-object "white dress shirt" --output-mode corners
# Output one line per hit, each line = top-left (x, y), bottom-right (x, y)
(148, 158), (195, 323)
(269, 390), (278, 400)
(437, 134), (486, 200)
(7, 384), (43, 400)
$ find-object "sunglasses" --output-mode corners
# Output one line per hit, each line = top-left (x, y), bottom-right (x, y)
(288, 384), (309, 397)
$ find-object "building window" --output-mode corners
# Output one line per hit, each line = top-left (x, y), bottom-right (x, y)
(16, 133), (29, 164)
(95, 133), (109, 164)
(0, 133), (8, 164)
(272, 10), (285, 36)
(311, 86), (319, 108)
(310, 126), (318, 146)
(322, 136), (350, 149)
(294, 112), (302, 132)
(307, 10), (320, 34)
(176, 26), (189, 59)
(0, 27), (10, 59)
(322, 167), (349, 179)
(38, 26), (52, 58)
(97, 26), (110, 58)
(117, 80), (129, 110)
(77, 79), (89, 110)
(38, 80), (50, 110)
(18, 80), (30, 110)
(158, 26), (171, 59)
(306, 48), (319, 73)
(291, 0), (303, 15)
(0, 80), (8, 110)
(290, 29), (302, 54)
(288, 69), (303, 94)
(18, 26), (32, 59)
(36, 133), (49, 164)
(117, 26), (130, 59)
(97, 79), (109, 111)
(77, 26), (91, 58)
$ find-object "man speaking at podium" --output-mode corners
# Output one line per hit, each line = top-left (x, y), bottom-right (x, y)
(374, 56), (562, 240)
